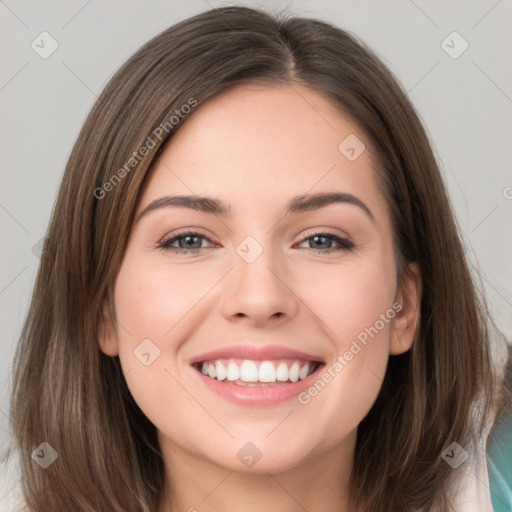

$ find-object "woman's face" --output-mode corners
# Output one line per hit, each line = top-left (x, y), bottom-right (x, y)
(99, 84), (420, 475)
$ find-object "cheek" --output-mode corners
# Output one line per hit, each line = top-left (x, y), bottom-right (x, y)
(101, 259), (194, 466)
(304, 253), (396, 347)
(296, 258), (395, 440)
(111, 256), (220, 427)
(114, 257), (213, 345)
(330, 259), (395, 374)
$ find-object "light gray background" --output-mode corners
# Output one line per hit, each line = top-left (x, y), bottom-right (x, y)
(1, 0), (511, 505)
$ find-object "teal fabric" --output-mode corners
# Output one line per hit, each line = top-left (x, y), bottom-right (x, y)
(487, 411), (512, 512)
(487, 346), (512, 512)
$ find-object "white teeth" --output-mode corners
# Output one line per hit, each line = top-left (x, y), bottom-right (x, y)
(240, 360), (258, 382)
(226, 362), (240, 381)
(276, 362), (289, 381)
(199, 359), (317, 384)
(215, 361), (227, 381)
(258, 361), (276, 382)
(289, 362), (300, 383)
(299, 364), (310, 380)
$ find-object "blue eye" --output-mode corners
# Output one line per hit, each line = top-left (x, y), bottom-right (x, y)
(297, 232), (355, 253)
(157, 231), (355, 254)
(157, 231), (214, 252)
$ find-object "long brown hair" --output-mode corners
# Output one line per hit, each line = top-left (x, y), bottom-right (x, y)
(9, 5), (502, 511)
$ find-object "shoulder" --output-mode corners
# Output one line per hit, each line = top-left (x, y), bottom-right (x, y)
(448, 439), (494, 512)
(448, 332), (511, 512)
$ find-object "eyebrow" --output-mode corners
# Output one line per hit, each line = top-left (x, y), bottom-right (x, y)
(135, 192), (375, 224)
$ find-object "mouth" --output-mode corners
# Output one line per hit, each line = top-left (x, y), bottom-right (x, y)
(192, 358), (323, 386)
(189, 344), (326, 405)
(191, 353), (326, 406)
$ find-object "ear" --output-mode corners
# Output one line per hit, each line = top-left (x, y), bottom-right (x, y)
(98, 296), (119, 357)
(389, 261), (422, 355)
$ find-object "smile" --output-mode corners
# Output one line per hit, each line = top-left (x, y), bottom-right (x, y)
(192, 359), (326, 406)
(196, 358), (319, 386)
(189, 344), (325, 405)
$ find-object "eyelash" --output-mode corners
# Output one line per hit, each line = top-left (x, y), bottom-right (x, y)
(157, 230), (355, 254)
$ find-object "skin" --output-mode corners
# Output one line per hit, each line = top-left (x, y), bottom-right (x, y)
(99, 84), (422, 512)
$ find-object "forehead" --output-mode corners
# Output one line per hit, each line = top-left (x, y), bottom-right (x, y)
(139, 84), (389, 223)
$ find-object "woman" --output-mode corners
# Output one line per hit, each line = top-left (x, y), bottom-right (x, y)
(8, 5), (509, 511)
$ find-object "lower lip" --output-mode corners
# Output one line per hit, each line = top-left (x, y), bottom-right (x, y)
(193, 364), (324, 406)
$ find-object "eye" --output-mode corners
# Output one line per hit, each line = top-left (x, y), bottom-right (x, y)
(295, 231), (355, 253)
(157, 231), (216, 253)
(157, 230), (355, 254)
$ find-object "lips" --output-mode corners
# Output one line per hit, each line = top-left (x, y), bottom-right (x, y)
(189, 344), (324, 366)
(190, 344), (325, 405)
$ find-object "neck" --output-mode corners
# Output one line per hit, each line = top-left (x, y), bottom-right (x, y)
(158, 431), (359, 512)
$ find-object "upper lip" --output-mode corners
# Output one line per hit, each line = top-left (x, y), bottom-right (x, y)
(189, 344), (325, 365)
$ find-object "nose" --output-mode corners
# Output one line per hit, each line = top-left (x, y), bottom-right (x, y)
(221, 240), (299, 327)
